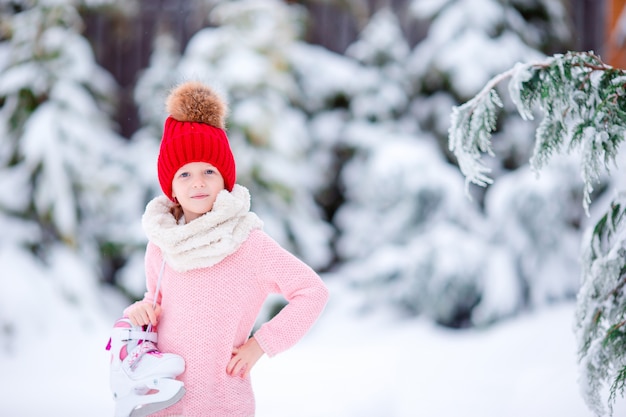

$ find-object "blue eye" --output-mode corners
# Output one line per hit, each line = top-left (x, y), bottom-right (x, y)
(205, 169), (215, 175)
(180, 172), (190, 178)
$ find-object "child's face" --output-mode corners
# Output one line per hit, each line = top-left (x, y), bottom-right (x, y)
(171, 161), (226, 222)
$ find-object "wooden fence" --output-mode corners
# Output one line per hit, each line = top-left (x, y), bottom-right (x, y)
(82, 0), (607, 139)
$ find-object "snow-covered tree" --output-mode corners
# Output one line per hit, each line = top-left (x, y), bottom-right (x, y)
(408, 0), (572, 176)
(0, 0), (137, 347)
(446, 50), (596, 308)
(448, 50), (626, 415)
(335, 127), (521, 326)
(343, 7), (412, 125)
(330, 2), (576, 326)
(407, 0), (584, 312)
(334, 9), (519, 326)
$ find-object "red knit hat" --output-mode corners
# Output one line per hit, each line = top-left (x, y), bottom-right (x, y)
(157, 81), (236, 201)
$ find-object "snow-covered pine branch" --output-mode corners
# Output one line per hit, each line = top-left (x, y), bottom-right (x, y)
(450, 50), (626, 415)
(576, 192), (626, 416)
(448, 51), (626, 213)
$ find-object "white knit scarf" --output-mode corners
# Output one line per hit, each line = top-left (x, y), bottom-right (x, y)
(142, 184), (263, 272)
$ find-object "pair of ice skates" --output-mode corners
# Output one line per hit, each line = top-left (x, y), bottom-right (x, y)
(106, 318), (186, 417)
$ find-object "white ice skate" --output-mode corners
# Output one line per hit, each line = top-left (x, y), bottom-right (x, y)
(107, 318), (185, 417)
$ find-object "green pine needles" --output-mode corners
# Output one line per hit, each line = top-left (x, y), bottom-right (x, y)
(449, 51), (626, 415)
(448, 51), (626, 214)
(576, 192), (626, 416)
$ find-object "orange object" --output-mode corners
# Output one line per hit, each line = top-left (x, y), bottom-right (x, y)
(607, 0), (626, 68)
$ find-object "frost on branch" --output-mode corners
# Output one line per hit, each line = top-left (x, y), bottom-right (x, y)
(576, 192), (626, 416)
(448, 87), (502, 190)
(449, 51), (626, 415)
(448, 51), (626, 213)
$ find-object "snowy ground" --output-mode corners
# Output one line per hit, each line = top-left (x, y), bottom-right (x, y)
(1, 281), (624, 417)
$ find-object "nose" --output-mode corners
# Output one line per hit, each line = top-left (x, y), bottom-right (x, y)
(192, 177), (205, 188)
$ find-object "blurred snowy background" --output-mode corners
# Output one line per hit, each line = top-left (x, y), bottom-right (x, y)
(1, 0), (626, 415)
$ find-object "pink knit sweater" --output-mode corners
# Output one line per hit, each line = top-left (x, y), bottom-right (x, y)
(129, 228), (329, 417)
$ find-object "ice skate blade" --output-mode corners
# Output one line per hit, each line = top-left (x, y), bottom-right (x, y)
(129, 386), (186, 417)
(114, 378), (185, 417)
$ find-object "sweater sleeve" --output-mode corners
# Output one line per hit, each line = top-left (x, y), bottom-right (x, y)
(123, 241), (162, 316)
(251, 231), (330, 357)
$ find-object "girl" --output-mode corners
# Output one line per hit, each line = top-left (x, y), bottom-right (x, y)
(110, 81), (329, 417)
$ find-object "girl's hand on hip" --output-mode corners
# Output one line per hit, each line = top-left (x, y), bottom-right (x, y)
(227, 337), (265, 378)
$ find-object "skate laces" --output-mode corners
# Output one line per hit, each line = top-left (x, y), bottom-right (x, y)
(107, 259), (167, 369)
(127, 339), (160, 371)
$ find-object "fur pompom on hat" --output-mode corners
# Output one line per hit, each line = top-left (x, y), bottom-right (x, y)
(158, 81), (236, 201)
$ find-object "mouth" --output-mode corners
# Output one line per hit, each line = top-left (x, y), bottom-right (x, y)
(191, 194), (209, 199)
